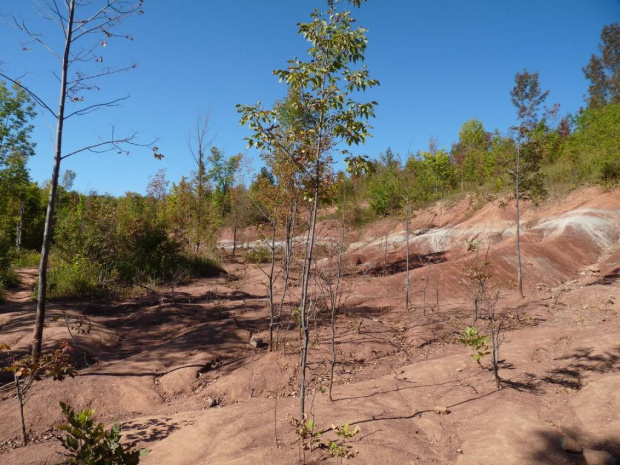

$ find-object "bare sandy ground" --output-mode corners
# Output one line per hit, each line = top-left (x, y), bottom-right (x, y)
(1, 187), (619, 464)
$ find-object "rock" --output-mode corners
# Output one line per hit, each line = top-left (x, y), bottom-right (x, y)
(205, 397), (217, 408)
(560, 435), (582, 453)
(249, 337), (264, 349)
(587, 266), (601, 273)
(434, 406), (451, 415)
(583, 449), (616, 465)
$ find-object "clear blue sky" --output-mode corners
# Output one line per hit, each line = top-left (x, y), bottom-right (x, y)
(1, 1), (618, 196)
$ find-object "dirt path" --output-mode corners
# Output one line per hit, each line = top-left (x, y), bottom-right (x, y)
(4, 268), (37, 305)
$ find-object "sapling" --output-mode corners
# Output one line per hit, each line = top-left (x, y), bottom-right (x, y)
(3, 343), (76, 445)
(458, 326), (490, 365)
(57, 402), (148, 464)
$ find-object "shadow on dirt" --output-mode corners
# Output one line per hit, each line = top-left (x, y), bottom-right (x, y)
(588, 267), (620, 286)
(502, 346), (620, 394)
(527, 428), (619, 464)
(367, 251), (447, 277)
(123, 416), (194, 444)
(340, 389), (500, 429)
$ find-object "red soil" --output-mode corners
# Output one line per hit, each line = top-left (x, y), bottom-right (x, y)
(1, 186), (619, 464)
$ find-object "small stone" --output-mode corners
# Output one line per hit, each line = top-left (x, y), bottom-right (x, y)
(434, 406), (451, 415)
(587, 266), (601, 273)
(205, 397), (217, 408)
(456, 448), (463, 454)
(583, 449), (616, 465)
(560, 436), (582, 453)
(249, 337), (264, 349)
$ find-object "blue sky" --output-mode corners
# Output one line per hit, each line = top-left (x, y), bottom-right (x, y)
(1, 0), (618, 196)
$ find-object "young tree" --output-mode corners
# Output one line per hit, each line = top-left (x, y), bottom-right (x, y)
(451, 119), (491, 191)
(510, 70), (549, 298)
(583, 23), (620, 108)
(1, 1), (154, 358)
(420, 147), (453, 199)
(238, 0), (378, 419)
(188, 111), (214, 254)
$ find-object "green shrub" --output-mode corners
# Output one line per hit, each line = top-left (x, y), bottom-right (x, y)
(58, 402), (147, 465)
(243, 246), (272, 264)
(458, 326), (490, 365)
(177, 254), (221, 278)
(0, 237), (19, 299)
(46, 258), (109, 300)
(12, 249), (41, 268)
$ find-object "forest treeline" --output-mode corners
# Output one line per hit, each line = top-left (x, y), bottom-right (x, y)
(0, 22), (618, 301)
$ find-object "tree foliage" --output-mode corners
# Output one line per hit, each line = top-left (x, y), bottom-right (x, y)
(238, 0), (378, 419)
(584, 23), (620, 108)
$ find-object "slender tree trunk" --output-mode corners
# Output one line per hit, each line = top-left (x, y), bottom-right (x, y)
(299, 158), (320, 419)
(15, 375), (27, 445)
(276, 195), (297, 351)
(232, 202), (238, 258)
(16, 203), (24, 253)
(489, 308), (501, 389)
(32, 0), (75, 359)
(405, 193), (411, 311)
(515, 136), (524, 299)
(268, 217), (277, 352)
(329, 188), (345, 401)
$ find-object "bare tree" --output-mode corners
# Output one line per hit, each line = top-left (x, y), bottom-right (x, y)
(1, 1), (157, 358)
(188, 111), (215, 253)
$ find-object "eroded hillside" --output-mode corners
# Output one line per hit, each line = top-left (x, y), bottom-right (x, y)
(1, 186), (619, 464)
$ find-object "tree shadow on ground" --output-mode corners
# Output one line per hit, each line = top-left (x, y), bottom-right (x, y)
(367, 251), (447, 277)
(527, 428), (619, 464)
(587, 267), (620, 286)
(501, 346), (620, 394)
(123, 416), (194, 444)
(335, 389), (499, 432)
(542, 345), (620, 391)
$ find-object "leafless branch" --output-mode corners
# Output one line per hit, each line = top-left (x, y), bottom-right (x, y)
(64, 94), (129, 119)
(0, 72), (57, 117)
(60, 128), (156, 160)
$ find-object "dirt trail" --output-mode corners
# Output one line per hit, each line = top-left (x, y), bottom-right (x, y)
(4, 268), (37, 305)
(1, 188), (619, 464)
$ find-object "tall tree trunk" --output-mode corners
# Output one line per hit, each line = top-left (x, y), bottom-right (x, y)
(16, 203), (24, 253)
(276, 195), (297, 351)
(232, 200), (238, 258)
(515, 136), (524, 299)
(299, 158), (320, 419)
(15, 375), (27, 445)
(329, 188), (345, 401)
(405, 193), (410, 311)
(267, 216), (277, 352)
(32, 0), (75, 359)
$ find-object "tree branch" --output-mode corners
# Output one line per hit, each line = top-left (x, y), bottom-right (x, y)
(60, 129), (156, 160)
(0, 72), (57, 118)
(64, 94), (129, 119)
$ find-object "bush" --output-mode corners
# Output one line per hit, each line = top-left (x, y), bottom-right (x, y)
(177, 254), (221, 278)
(58, 402), (147, 465)
(243, 246), (272, 264)
(46, 258), (110, 300)
(0, 237), (19, 300)
(12, 249), (40, 268)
